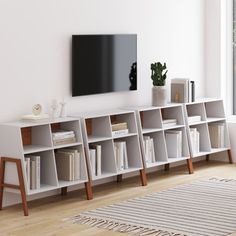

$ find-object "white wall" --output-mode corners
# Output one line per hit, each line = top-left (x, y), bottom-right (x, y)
(0, 0), (205, 122)
(0, 0), (205, 206)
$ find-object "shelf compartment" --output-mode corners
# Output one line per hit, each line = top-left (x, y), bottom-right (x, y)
(113, 135), (143, 172)
(205, 100), (225, 119)
(21, 125), (52, 153)
(88, 139), (117, 179)
(54, 144), (88, 183)
(164, 127), (189, 160)
(24, 150), (58, 194)
(142, 131), (168, 168)
(85, 116), (112, 139)
(188, 123), (211, 157)
(161, 106), (185, 127)
(139, 109), (162, 130)
(185, 103), (206, 123)
(208, 121), (230, 150)
(50, 120), (82, 146)
(110, 112), (138, 134)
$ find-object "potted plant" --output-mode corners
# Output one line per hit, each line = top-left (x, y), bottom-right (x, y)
(151, 62), (168, 106)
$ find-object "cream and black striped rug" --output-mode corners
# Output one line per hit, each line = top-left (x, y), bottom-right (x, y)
(68, 178), (236, 236)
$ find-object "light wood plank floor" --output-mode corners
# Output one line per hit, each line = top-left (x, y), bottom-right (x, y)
(1, 160), (236, 236)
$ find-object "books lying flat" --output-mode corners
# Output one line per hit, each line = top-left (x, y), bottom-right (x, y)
(114, 141), (128, 171)
(163, 119), (177, 128)
(25, 155), (40, 190)
(89, 144), (102, 176)
(188, 116), (201, 123)
(52, 130), (76, 145)
(143, 136), (155, 163)
(190, 128), (200, 154)
(111, 122), (128, 131)
(208, 123), (225, 148)
(112, 129), (129, 136)
(55, 149), (81, 181)
(165, 130), (182, 158)
(21, 114), (49, 121)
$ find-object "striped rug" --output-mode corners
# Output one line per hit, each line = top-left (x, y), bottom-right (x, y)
(68, 178), (236, 236)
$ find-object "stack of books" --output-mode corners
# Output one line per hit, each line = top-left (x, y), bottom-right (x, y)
(190, 128), (200, 154)
(171, 79), (195, 103)
(111, 122), (129, 136)
(188, 115), (201, 123)
(165, 130), (182, 158)
(114, 141), (129, 171)
(24, 155), (40, 190)
(143, 136), (156, 163)
(208, 123), (225, 148)
(89, 144), (102, 176)
(163, 119), (177, 128)
(52, 130), (76, 146)
(55, 148), (81, 181)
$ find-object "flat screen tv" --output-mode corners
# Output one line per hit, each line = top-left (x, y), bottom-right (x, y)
(72, 34), (137, 96)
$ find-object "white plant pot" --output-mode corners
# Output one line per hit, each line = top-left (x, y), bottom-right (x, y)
(152, 86), (167, 106)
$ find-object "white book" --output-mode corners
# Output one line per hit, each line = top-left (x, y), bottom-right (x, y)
(112, 129), (129, 137)
(123, 142), (129, 169)
(163, 122), (177, 128)
(143, 136), (150, 163)
(150, 138), (156, 163)
(25, 157), (31, 190)
(208, 123), (225, 148)
(171, 78), (189, 103)
(30, 160), (36, 190)
(96, 145), (102, 176)
(89, 149), (96, 176)
(165, 131), (182, 158)
(195, 131), (200, 153)
(188, 116), (201, 123)
(114, 142), (124, 171)
(30, 156), (40, 189)
(163, 119), (177, 124)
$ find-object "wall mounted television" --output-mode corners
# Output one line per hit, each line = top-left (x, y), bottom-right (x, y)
(72, 34), (137, 96)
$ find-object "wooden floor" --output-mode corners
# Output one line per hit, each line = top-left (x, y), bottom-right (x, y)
(1, 160), (236, 236)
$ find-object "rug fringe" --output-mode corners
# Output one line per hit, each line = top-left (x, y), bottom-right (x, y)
(69, 215), (187, 236)
(209, 177), (236, 183)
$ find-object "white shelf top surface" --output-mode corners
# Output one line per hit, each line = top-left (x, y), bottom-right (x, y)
(206, 117), (226, 123)
(142, 128), (163, 134)
(88, 136), (112, 143)
(23, 145), (52, 154)
(71, 109), (135, 119)
(112, 132), (137, 139)
(3, 116), (79, 128)
(185, 97), (222, 105)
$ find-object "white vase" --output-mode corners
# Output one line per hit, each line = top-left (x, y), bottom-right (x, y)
(152, 86), (167, 106)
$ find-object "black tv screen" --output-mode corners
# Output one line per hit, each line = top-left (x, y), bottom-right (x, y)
(72, 34), (137, 96)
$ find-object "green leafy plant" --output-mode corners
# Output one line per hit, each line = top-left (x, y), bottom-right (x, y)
(150, 62), (168, 86)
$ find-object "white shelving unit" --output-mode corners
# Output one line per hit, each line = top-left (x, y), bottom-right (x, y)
(0, 117), (92, 200)
(77, 109), (147, 186)
(134, 104), (193, 174)
(184, 98), (232, 162)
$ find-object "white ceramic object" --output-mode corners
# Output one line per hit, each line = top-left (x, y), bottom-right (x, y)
(60, 101), (67, 118)
(152, 86), (167, 106)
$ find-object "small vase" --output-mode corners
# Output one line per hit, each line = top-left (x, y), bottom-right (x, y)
(152, 86), (167, 106)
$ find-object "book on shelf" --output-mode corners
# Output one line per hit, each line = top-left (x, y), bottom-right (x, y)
(143, 136), (155, 163)
(188, 115), (201, 123)
(25, 157), (30, 190)
(89, 144), (102, 176)
(21, 113), (50, 122)
(165, 130), (182, 158)
(208, 123), (225, 148)
(189, 128), (200, 154)
(52, 130), (76, 146)
(162, 119), (177, 128)
(112, 129), (129, 136)
(111, 122), (128, 131)
(171, 79), (195, 103)
(114, 141), (129, 171)
(56, 148), (81, 180)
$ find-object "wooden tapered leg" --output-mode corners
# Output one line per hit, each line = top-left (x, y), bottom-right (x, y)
(140, 169), (147, 186)
(16, 159), (28, 216)
(186, 158), (194, 174)
(0, 158), (5, 210)
(84, 181), (93, 200)
(227, 149), (233, 164)
(164, 164), (170, 171)
(117, 174), (122, 183)
(206, 154), (210, 162)
(61, 187), (67, 196)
